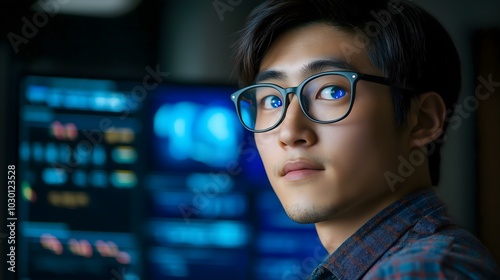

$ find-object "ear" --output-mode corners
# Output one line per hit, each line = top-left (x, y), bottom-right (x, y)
(408, 92), (446, 148)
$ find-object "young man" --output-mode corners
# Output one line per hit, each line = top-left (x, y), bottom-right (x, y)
(230, 0), (500, 278)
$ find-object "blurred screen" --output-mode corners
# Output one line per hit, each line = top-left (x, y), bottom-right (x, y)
(18, 75), (144, 280)
(17, 75), (323, 280)
(149, 84), (244, 172)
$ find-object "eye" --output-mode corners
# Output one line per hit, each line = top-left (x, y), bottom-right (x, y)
(261, 95), (283, 109)
(318, 86), (347, 100)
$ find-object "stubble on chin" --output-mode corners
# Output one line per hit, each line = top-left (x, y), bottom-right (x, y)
(284, 201), (340, 224)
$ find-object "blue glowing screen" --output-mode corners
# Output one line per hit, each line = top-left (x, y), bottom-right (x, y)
(149, 84), (244, 172)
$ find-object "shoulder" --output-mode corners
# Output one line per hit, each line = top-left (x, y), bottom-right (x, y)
(364, 231), (500, 279)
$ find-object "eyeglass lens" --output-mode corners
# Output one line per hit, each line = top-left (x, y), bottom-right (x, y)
(237, 73), (353, 131)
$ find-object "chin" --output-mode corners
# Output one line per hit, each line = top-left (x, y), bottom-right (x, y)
(284, 202), (339, 224)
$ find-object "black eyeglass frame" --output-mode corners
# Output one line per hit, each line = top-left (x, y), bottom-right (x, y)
(230, 71), (422, 133)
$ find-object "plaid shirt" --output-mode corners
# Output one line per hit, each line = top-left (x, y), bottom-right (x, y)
(310, 188), (500, 279)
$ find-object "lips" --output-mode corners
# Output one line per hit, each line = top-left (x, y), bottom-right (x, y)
(279, 159), (325, 179)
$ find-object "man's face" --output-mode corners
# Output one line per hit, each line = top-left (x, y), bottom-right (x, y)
(255, 23), (410, 223)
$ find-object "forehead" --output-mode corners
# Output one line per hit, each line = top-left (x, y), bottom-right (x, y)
(258, 23), (382, 80)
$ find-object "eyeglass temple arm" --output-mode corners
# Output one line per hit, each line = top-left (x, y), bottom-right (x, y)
(357, 73), (423, 92)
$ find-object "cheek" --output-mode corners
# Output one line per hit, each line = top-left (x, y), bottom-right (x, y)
(254, 132), (274, 151)
(322, 89), (404, 189)
(349, 84), (402, 151)
(254, 133), (278, 174)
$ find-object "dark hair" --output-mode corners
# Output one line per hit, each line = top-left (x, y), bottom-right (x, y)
(232, 0), (461, 186)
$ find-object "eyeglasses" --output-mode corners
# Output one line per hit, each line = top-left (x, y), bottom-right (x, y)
(231, 71), (421, 133)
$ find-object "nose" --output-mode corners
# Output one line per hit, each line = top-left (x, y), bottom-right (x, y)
(278, 95), (318, 148)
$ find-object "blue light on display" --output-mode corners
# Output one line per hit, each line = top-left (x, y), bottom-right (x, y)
(152, 191), (248, 219)
(150, 220), (249, 248)
(19, 142), (29, 161)
(47, 89), (63, 107)
(90, 91), (127, 112)
(21, 222), (71, 239)
(22, 106), (54, 123)
(63, 90), (88, 110)
(256, 258), (307, 280)
(45, 143), (58, 163)
(90, 170), (107, 188)
(148, 247), (249, 279)
(149, 248), (189, 277)
(92, 145), (107, 166)
(257, 232), (317, 254)
(26, 76), (138, 112)
(58, 144), (69, 164)
(153, 102), (240, 168)
(72, 170), (87, 187)
(24, 76), (139, 113)
(26, 85), (49, 103)
(186, 173), (234, 193)
(42, 168), (68, 185)
(33, 142), (44, 162)
(76, 143), (91, 166)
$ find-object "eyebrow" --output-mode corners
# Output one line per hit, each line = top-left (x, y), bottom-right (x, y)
(254, 58), (358, 84)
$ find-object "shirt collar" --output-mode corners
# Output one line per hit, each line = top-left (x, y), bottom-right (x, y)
(312, 188), (448, 280)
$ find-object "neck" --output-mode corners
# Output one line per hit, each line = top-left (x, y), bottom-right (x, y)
(315, 178), (431, 254)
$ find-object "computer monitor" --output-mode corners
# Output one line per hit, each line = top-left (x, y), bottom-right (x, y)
(17, 75), (322, 280)
(18, 75), (144, 280)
